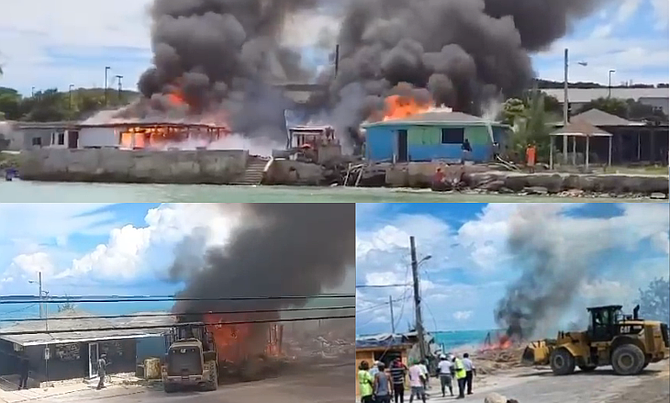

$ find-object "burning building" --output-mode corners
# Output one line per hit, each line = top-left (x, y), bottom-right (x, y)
(362, 104), (510, 164)
(77, 122), (230, 150)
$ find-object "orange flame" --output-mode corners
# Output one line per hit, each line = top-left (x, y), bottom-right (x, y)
(203, 313), (282, 363)
(481, 334), (513, 351)
(381, 94), (433, 121)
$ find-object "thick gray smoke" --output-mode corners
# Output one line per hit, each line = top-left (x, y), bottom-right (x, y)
(319, 0), (608, 125)
(170, 204), (355, 321)
(493, 205), (615, 339)
(130, 0), (608, 143)
(127, 0), (322, 141)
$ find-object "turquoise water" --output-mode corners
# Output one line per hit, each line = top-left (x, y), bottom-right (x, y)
(432, 329), (501, 352)
(0, 181), (660, 203)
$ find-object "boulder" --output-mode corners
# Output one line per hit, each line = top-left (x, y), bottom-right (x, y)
(481, 180), (506, 192)
(484, 393), (508, 403)
(524, 186), (548, 195)
(651, 192), (668, 200)
(504, 175), (529, 192)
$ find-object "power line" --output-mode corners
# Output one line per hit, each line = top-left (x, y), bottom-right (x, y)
(0, 314), (355, 337)
(0, 305), (355, 323)
(0, 294), (355, 305)
(356, 284), (410, 289)
(0, 304), (37, 317)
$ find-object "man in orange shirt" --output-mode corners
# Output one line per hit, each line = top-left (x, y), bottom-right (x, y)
(526, 143), (536, 173)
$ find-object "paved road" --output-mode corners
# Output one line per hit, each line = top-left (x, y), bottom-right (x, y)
(425, 362), (669, 403)
(46, 361), (351, 403)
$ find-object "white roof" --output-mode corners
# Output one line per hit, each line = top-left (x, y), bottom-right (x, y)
(542, 88), (668, 104)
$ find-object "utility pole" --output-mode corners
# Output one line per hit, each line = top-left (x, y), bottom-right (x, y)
(38, 272), (42, 319)
(563, 48), (569, 164)
(334, 44), (340, 76)
(104, 66), (111, 106)
(410, 236), (426, 361)
(389, 295), (396, 334)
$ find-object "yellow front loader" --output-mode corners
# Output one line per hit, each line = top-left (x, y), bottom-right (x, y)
(522, 305), (669, 376)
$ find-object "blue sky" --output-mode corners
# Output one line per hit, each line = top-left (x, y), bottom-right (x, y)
(0, 0), (667, 96)
(355, 203), (670, 336)
(0, 203), (254, 317)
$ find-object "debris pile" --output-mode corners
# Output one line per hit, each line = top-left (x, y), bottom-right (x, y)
(485, 394), (519, 403)
(472, 344), (525, 376)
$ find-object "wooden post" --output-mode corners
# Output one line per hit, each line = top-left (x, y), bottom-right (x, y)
(585, 135), (590, 170)
(608, 136), (612, 167)
(549, 135), (554, 170)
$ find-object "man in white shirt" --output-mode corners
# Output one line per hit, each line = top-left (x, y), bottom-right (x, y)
(462, 353), (476, 395)
(437, 355), (454, 397)
(418, 359), (430, 390)
(408, 362), (426, 403)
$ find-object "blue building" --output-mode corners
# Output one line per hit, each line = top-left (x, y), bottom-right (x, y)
(363, 110), (511, 163)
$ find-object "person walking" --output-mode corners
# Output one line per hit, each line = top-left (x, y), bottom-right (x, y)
(18, 355), (29, 390)
(462, 353), (476, 395)
(418, 359), (430, 390)
(374, 362), (393, 403)
(408, 361), (426, 403)
(389, 358), (407, 403)
(358, 361), (375, 403)
(96, 354), (108, 390)
(453, 356), (467, 399)
(437, 355), (453, 397)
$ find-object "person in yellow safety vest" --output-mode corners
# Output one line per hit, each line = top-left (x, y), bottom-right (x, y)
(452, 356), (466, 399)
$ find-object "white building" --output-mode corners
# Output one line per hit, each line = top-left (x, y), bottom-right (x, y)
(541, 88), (669, 115)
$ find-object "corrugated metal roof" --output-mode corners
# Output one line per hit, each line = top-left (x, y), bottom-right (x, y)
(542, 88), (669, 103)
(364, 110), (498, 128)
(0, 310), (173, 346)
(571, 109), (639, 127)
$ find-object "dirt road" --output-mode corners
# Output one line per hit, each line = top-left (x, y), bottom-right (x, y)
(426, 362), (669, 403)
(40, 360), (351, 403)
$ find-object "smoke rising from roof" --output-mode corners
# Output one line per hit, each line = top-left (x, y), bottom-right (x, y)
(123, 0), (608, 144)
(170, 203), (355, 319)
(321, 0), (607, 121)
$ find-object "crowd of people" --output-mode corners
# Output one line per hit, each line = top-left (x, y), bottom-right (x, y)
(358, 353), (477, 402)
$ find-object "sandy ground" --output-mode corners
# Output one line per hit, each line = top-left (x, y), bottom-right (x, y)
(423, 361), (669, 403)
(30, 359), (351, 403)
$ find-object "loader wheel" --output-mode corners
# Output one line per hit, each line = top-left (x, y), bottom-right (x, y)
(164, 383), (177, 394)
(550, 348), (576, 375)
(578, 365), (597, 373)
(205, 364), (218, 391)
(611, 344), (645, 375)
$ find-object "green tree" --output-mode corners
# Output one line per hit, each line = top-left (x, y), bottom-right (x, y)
(57, 295), (77, 313)
(506, 91), (553, 163)
(577, 97), (628, 118)
(501, 98), (526, 126)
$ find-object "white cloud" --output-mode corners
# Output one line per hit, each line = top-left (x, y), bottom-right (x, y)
(616, 0), (643, 23)
(649, 0), (669, 29)
(57, 204), (245, 280)
(453, 311), (473, 321)
(10, 252), (54, 278)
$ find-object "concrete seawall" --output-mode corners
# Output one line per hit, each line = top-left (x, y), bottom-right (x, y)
(20, 148), (249, 184)
(385, 163), (669, 196)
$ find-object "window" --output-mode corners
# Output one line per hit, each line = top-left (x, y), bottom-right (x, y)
(58, 132), (65, 145)
(32, 137), (42, 146)
(441, 128), (464, 144)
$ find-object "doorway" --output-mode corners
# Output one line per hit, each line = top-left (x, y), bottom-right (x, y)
(88, 342), (99, 378)
(68, 131), (79, 149)
(397, 130), (408, 162)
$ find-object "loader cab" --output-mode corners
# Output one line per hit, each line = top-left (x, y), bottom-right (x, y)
(587, 305), (624, 342)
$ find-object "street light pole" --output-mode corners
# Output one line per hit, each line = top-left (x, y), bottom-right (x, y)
(116, 75), (123, 103)
(28, 272), (43, 318)
(608, 69), (616, 98)
(68, 84), (74, 112)
(389, 295), (395, 334)
(563, 48), (569, 164)
(104, 66), (111, 106)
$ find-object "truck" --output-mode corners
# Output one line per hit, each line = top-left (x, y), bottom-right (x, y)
(522, 305), (669, 376)
(161, 321), (284, 393)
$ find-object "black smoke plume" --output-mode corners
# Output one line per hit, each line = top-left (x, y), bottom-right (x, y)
(170, 204), (355, 322)
(319, 0), (608, 123)
(127, 0), (608, 144)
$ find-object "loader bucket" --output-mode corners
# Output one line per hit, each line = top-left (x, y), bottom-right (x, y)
(521, 340), (551, 366)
